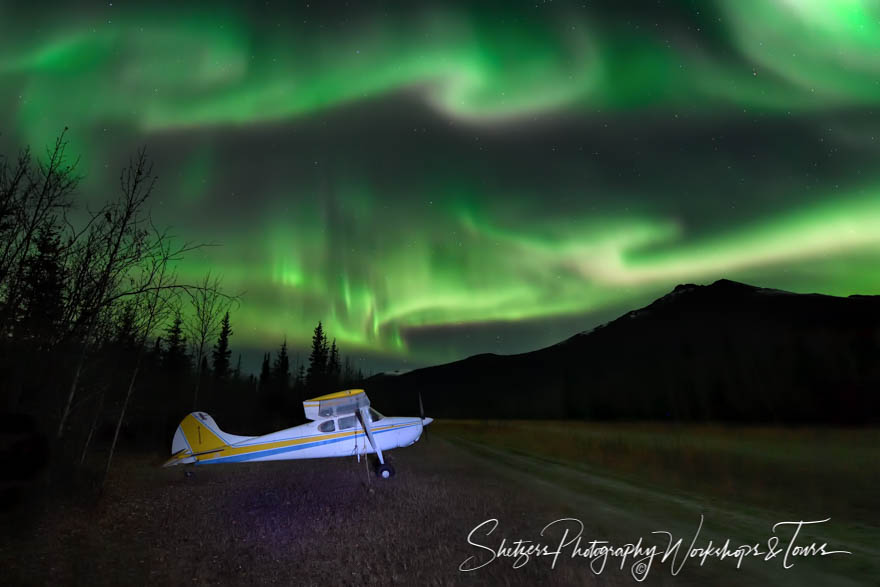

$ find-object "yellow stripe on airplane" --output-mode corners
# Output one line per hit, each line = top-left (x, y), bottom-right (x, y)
(189, 421), (411, 464)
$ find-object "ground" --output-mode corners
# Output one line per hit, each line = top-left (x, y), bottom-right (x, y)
(1, 422), (876, 586)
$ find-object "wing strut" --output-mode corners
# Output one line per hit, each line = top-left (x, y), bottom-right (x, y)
(357, 406), (384, 465)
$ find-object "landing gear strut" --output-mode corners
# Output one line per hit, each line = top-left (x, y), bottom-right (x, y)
(376, 463), (395, 479)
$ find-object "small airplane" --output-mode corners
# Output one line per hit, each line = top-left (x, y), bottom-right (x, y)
(163, 389), (432, 478)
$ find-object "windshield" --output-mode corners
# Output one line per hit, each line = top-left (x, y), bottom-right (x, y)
(369, 408), (383, 422)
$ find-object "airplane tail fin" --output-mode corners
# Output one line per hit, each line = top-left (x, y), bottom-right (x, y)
(163, 412), (237, 467)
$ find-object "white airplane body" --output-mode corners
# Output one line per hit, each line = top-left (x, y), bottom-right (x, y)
(163, 389), (431, 478)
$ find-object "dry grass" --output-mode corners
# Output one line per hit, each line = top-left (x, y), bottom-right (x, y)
(435, 421), (879, 586)
(3, 422), (876, 586)
(0, 438), (617, 586)
(436, 421), (879, 525)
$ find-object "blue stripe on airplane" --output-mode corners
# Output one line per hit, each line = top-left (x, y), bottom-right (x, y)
(204, 423), (419, 464)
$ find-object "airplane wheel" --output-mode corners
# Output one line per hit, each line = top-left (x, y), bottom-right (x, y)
(376, 464), (395, 479)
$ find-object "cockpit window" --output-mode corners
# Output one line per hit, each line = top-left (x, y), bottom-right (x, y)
(337, 415), (358, 430)
(318, 420), (335, 433)
(369, 408), (383, 422)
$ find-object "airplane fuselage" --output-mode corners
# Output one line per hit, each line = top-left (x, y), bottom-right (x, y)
(168, 413), (426, 466)
(164, 389), (431, 478)
(212, 416), (424, 464)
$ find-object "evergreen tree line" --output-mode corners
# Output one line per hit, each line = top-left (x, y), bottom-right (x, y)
(258, 321), (364, 398)
(0, 131), (246, 487)
(0, 132), (362, 493)
(253, 321), (366, 431)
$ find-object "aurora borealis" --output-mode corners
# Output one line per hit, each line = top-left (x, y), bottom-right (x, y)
(2, 0), (880, 370)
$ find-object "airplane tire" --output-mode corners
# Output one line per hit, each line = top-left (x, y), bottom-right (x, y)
(376, 464), (395, 479)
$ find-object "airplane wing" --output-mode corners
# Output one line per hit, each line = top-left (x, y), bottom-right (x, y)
(302, 389), (368, 421)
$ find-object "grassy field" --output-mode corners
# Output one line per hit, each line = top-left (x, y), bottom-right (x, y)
(435, 421), (878, 524)
(0, 436), (618, 586)
(435, 421), (879, 586)
(1, 421), (876, 585)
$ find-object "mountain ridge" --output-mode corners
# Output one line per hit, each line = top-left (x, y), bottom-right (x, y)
(368, 280), (880, 424)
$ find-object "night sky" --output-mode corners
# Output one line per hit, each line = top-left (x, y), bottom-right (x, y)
(2, 0), (879, 371)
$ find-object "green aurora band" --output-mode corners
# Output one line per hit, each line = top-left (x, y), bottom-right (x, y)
(1, 0), (879, 366)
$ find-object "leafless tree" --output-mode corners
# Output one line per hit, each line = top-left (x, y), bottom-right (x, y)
(56, 149), (157, 438)
(0, 129), (79, 337)
(56, 149), (214, 439)
(101, 230), (183, 490)
(184, 271), (235, 409)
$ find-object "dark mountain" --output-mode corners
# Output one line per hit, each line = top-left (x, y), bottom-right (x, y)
(368, 279), (880, 424)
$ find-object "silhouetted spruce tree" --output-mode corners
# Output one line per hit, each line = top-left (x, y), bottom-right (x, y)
(328, 339), (340, 390)
(291, 354), (300, 386)
(306, 321), (328, 391)
(258, 352), (271, 392)
(295, 364), (306, 392)
(342, 356), (355, 387)
(198, 355), (210, 406)
(114, 302), (139, 351)
(16, 225), (64, 349)
(273, 339), (290, 393)
(163, 313), (190, 375)
(4, 224), (66, 412)
(212, 311), (232, 378)
(0, 132), (77, 343)
(232, 353), (241, 380)
(145, 336), (163, 376)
